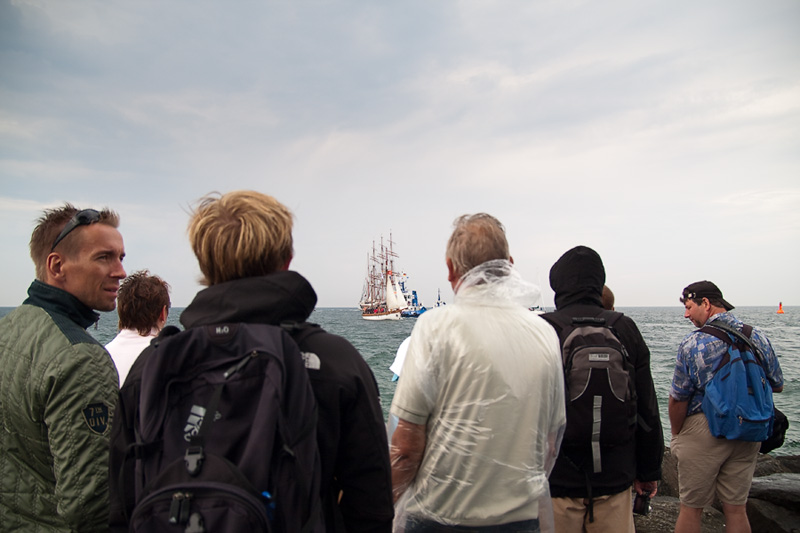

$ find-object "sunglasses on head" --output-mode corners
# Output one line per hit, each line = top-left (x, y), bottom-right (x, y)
(51, 209), (101, 251)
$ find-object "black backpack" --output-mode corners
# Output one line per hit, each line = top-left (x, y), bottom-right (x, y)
(761, 407), (789, 454)
(541, 311), (638, 474)
(127, 322), (322, 533)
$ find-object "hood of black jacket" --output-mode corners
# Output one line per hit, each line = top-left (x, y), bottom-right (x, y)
(180, 271), (317, 328)
(549, 246), (605, 310)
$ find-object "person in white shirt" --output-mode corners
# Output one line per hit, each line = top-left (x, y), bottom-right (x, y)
(105, 269), (170, 386)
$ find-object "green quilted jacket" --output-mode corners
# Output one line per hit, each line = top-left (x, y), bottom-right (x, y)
(0, 281), (119, 532)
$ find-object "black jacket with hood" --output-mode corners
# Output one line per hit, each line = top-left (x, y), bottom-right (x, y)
(543, 246), (663, 499)
(109, 271), (394, 532)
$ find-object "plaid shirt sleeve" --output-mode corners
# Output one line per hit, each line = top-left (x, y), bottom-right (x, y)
(670, 336), (696, 402)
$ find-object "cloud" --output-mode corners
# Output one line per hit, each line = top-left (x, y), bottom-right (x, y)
(0, 0), (798, 308)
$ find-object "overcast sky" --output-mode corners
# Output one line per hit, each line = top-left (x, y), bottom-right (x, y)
(1, 0), (798, 309)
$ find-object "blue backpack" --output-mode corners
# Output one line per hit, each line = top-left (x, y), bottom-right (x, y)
(698, 321), (774, 442)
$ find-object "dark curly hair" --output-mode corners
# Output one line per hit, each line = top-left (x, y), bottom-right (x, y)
(117, 270), (171, 335)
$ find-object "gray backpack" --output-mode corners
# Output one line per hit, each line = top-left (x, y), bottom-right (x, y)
(542, 311), (638, 473)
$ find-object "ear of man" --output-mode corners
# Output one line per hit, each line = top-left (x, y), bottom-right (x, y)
(158, 305), (169, 328)
(446, 257), (459, 290)
(45, 252), (66, 285)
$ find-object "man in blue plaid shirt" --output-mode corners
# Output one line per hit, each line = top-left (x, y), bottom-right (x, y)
(669, 280), (783, 533)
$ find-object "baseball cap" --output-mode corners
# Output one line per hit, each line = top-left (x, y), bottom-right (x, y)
(681, 280), (734, 311)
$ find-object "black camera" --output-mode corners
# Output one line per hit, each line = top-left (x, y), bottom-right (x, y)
(633, 493), (651, 516)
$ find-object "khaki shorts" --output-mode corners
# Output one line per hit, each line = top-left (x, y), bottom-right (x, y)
(552, 487), (634, 533)
(671, 413), (759, 507)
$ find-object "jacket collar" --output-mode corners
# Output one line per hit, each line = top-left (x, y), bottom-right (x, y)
(23, 280), (100, 329)
(180, 271), (318, 329)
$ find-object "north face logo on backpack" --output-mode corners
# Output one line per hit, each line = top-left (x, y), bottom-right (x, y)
(183, 405), (206, 442)
(301, 351), (321, 370)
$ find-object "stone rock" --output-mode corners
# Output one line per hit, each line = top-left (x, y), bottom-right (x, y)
(663, 449), (800, 490)
(747, 498), (800, 533)
(753, 452), (800, 477)
(749, 473), (800, 509)
(634, 496), (725, 533)
(754, 453), (784, 477)
(775, 455), (800, 474)
(659, 448), (679, 498)
(654, 450), (800, 532)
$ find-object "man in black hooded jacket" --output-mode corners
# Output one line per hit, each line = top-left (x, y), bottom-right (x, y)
(542, 246), (663, 533)
(109, 191), (393, 532)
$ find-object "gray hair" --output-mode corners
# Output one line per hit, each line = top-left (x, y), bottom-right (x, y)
(446, 213), (510, 279)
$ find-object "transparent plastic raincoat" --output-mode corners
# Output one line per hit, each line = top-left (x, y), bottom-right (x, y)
(389, 260), (566, 532)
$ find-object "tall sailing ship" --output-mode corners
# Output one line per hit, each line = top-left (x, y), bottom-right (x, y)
(360, 234), (408, 321)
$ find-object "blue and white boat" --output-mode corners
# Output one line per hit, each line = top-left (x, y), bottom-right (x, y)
(398, 272), (427, 318)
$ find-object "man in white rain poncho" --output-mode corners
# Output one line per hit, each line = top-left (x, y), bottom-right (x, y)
(389, 213), (566, 532)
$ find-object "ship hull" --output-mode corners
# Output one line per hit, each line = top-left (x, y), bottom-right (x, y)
(362, 309), (402, 321)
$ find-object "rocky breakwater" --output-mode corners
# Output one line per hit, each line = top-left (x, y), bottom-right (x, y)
(633, 449), (800, 533)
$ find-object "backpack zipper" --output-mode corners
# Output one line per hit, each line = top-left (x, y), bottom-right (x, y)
(223, 350), (260, 379)
(135, 482), (271, 530)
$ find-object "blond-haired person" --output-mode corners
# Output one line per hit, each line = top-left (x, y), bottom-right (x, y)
(0, 204), (125, 531)
(109, 191), (393, 532)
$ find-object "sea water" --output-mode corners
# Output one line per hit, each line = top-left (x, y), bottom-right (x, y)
(2, 305), (797, 456)
(307, 306), (800, 457)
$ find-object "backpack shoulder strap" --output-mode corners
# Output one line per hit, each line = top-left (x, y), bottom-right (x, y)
(154, 324), (181, 343)
(276, 321), (324, 533)
(699, 324), (733, 345)
(541, 309), (624, 344)
(280, 321), (323, 345)
(602, 310), (624, 329)
(554, 309), (623, 327)
(705, 320), (754, 346)
(130, 325), (181, 450)
(700, 321), (763, 367)
(540, 311), (566, 332)
(275, 321), (321, 441)
(541, 311), (588, 347)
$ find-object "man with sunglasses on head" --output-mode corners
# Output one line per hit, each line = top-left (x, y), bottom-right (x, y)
(0, 204), (125, 532)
